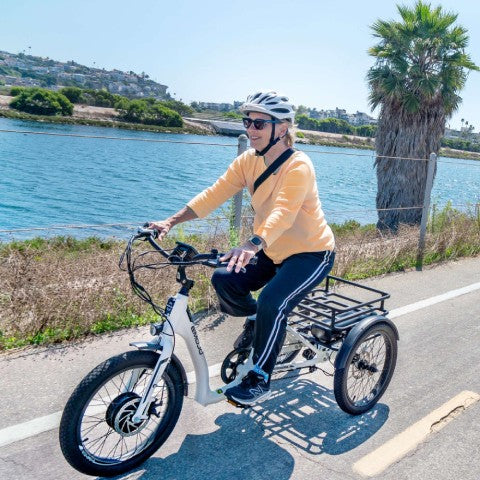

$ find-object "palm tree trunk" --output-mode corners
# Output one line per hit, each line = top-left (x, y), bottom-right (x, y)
(375, 102), (444, 231)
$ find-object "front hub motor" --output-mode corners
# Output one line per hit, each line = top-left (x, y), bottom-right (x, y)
(105, 392), (148, 436)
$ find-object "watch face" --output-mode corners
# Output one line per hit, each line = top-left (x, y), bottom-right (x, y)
(250, 236), (262, 246)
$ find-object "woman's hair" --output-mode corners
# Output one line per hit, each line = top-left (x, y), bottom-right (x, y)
(283, 123), (296, 147)
(285, 130), (295, 147)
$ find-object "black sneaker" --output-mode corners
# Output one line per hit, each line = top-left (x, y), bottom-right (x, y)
(225, 370), (271, 406)
(233, 315), (256, 349)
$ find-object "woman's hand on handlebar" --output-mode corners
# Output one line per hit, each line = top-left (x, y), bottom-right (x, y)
(220, 242), (258, 273)
(148, 220), (171, 241)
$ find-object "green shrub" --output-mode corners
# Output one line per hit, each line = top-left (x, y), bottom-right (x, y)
(441, 137), (480, 153)
(10, 87), (73, 116)
(295, 114), (378, 138)
(160, 99), (194, 116)
(59, 86), (84, 103)
(296, 131), (305, 138)
(116, 98), (183, 127)
(10, 86), (26, 96)
(79, 88), (120, 107)
(355, 124), (377, 137)
(296, 115), (355, 134)
(223, 111), (243, 120)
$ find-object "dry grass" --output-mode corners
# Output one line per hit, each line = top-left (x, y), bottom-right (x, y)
(0, 210), (478, 350)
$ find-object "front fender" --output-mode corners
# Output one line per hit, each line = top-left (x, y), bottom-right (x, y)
(170, 353), (189, 397)
(334, 315), (399, 371)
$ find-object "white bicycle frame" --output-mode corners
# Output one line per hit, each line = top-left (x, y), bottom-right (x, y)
(130, 290), (339, 423)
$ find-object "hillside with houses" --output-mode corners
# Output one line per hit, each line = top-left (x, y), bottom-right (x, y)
(0, 50), (168, 99)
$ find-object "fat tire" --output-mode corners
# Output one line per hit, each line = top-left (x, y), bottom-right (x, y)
(59, 350), (184, 477)
(334, 323), (397, 415)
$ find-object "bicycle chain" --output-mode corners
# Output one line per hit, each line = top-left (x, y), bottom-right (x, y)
(271, 363), (334, 382)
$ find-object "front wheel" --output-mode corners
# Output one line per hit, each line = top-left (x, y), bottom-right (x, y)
(59, 350), (184, 477)
(334, 323), (397, 415)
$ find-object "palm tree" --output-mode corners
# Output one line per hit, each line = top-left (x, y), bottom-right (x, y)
(367, 1), (478, 231)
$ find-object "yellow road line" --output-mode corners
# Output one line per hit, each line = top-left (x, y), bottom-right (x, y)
(353, 390), (480, 477)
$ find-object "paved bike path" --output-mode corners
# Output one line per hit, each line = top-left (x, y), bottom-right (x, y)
(0, 256), (479, 479)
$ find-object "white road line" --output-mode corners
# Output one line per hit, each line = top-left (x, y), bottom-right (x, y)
(353, 390), (480, 477)
(388, 282), (480, 319)
(0, 280), (479, 448)
(186, 363), (221, 384)
(0, 411), (62, 448)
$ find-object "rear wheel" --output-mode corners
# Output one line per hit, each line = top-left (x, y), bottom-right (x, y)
(59, 350), (184, 477)
(334, 323), (397, 415)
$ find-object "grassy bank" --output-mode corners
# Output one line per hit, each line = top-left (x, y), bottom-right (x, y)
(298, 131), (480, 160)
(0, 108), (212, 136)
(1, 207), (478, 351)
(1, 107), (479, 160)
(298, 132), (375, 151)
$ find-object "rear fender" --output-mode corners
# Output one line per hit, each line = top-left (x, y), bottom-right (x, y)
(334, 315), (399, 371)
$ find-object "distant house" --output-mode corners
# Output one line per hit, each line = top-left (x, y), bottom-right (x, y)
(73, 74), (86, 84)
(198, 102), (233, 112)
(306, 106), (376, 125)
(4, 75), (19, 85)
(350, 111), (377, 126)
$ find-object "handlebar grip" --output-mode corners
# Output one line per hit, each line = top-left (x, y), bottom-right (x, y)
(138, 224), (158, 239)
(217, 262), (247, 274)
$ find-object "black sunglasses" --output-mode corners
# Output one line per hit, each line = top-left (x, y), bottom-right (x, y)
(242, 118), (280, 130)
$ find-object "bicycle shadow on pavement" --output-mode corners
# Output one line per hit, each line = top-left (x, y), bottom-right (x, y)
(246, 375), (390, 455)
(104, 375), (389, 480)
(105, 410), (295, 480)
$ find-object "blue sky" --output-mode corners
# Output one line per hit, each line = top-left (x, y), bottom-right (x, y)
(1, 0), (479, 130)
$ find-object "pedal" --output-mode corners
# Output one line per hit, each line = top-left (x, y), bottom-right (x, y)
(226, 398), (248, 409)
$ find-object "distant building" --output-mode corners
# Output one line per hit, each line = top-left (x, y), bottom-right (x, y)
(72, 74), (86, 84)
(350, 111), (377, 125)
(4, 75), (19, 85)
(198, 102), (234, 112)
(306, 106), (376, 125)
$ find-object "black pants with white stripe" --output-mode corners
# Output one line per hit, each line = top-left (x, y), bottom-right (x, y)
(211, 249), (335, 377)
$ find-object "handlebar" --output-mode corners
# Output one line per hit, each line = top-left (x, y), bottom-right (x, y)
(120, 225), (257, 316)
(132, 225), (257, 271)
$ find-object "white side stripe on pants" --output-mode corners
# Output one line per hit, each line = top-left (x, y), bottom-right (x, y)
(256, 250), (332, 368)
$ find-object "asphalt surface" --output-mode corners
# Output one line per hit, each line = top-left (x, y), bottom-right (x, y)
(0, 256), (479, 480)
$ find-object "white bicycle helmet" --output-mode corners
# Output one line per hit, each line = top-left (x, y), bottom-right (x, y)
(240, 91), (295, 124)
(240, 91), (296, 156)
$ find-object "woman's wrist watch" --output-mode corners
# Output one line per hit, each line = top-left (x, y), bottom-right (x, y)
(248, 235), (264, 252)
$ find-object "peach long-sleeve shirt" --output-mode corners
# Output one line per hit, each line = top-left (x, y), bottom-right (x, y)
(187, 148), (335, 264)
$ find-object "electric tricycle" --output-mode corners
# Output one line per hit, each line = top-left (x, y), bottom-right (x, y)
(59, 227), (398, 477)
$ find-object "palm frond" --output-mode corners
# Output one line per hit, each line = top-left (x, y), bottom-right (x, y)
(367, 0), (478, 116)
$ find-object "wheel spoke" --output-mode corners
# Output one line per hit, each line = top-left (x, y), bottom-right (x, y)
(92, 428), (114, 457)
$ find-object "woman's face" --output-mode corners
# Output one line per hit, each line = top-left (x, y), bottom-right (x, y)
(245, 112), (287, 152)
